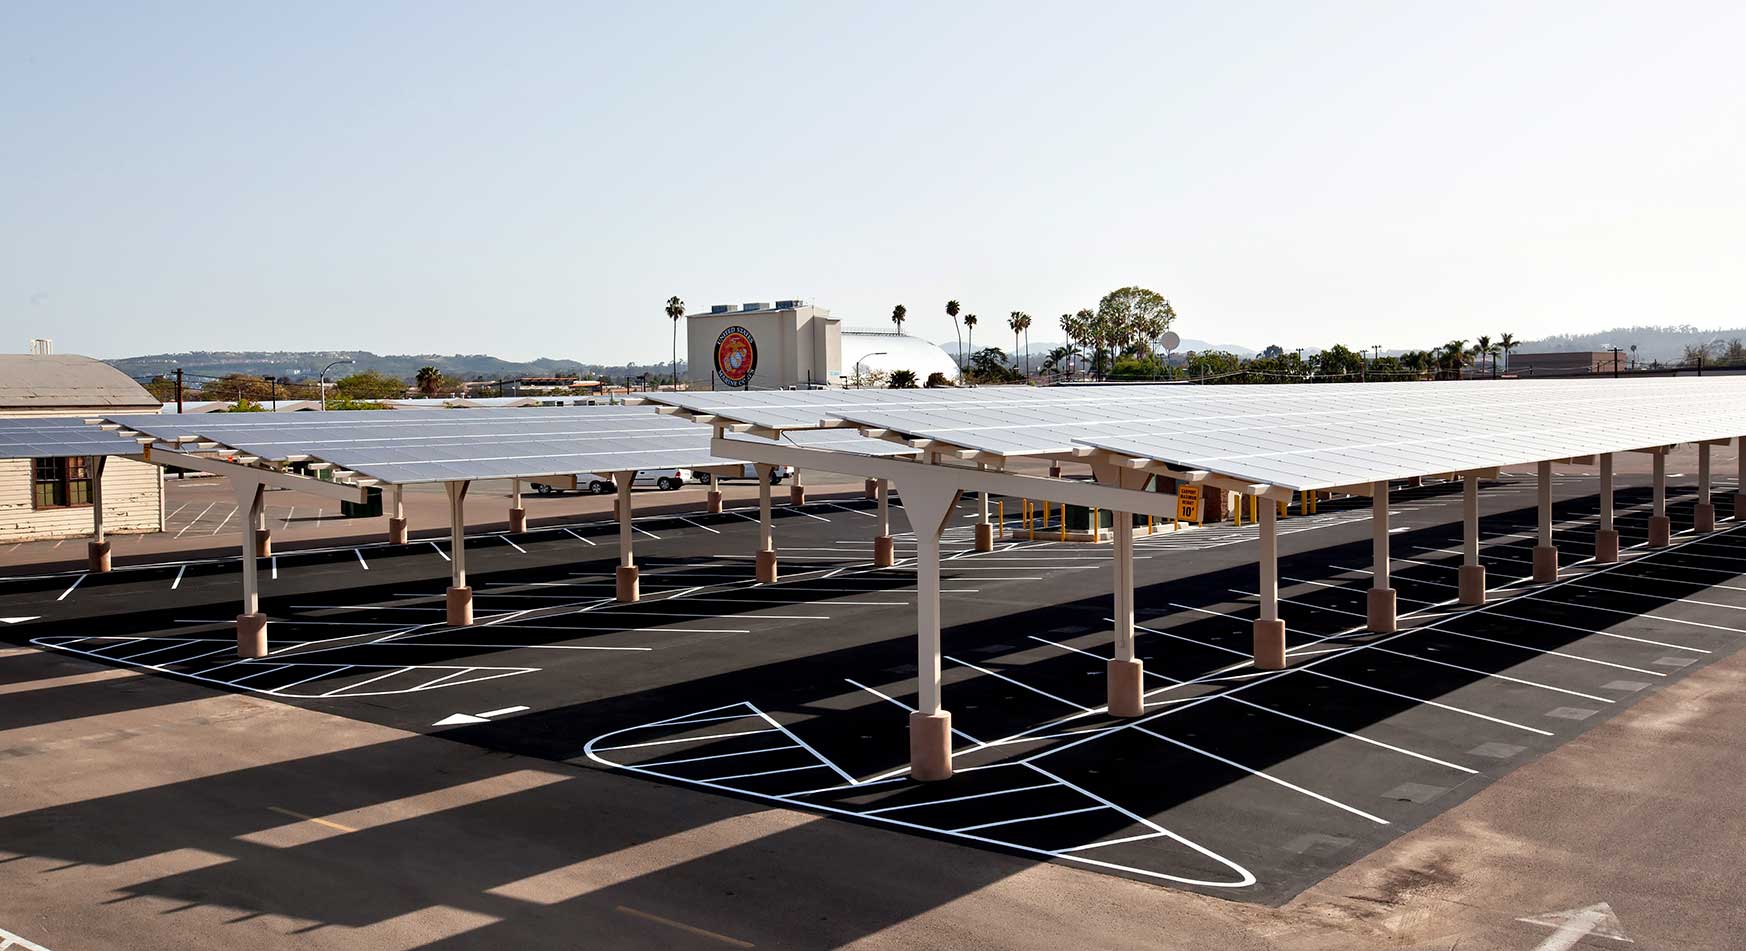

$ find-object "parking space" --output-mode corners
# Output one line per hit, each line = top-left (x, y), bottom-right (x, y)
(8, 472), (1746, 905)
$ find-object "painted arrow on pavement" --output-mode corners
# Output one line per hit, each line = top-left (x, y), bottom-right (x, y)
(0, 617), (41, 625)
(433, 705), (530, 727)
(1518, 902), (1632, 950)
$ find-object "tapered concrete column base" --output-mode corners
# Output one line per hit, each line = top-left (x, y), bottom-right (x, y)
(87, 540), (111, 573)
(237, 612), (268, 658)
(616, 565), (640, 602)
(755, 549), (778, 583)
(1107, 659), (1145, 717)
(1533, 545), (1559, 583)
(388, 516), (408, 545)
(446, 586), (473, 626)
(873, 535), (895, 567)
(1695, 502), (1716, 533)
(706, 490), (723, 514)
(1252, 619), (1286, 670)
(1594, 529), (1620, 564)
(509, 507), (528, 534)
(909, 710), (953, 782)
(974, 523), (994, 552)
(1367, 587), (1398, 633)
(1648, 515), (1671, 549)
(864, 479), (878, 500)
(1458, 564), (1486, 605)
(1735, 492), (1746, 522)
(255, 530), (272, 558)
(789, 485), (806, 506)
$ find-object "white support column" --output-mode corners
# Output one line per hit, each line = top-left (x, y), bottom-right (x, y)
(1696, 443), (1716, 532)
(1107, 508), (1143, 715)
(756, 464), (778, 582)
(236, 480), (268, 657)
(895, 471), (962, 781)
(388, 484), (408, 544)
(1648, 452), (1671, 547)
(1367, 482), (1396, 632)
(614, 471), (639, 601)
(509, 478), (528, 534)
(87, 455), (111, 572)
(873, 478), (894, 568)
(1533, 460), (1558, 581)
(1459, 473), (1485, 604)
(1736, 436), (1746, 521)
(1253, 499), (1285, 669)
(445, 480), (473, 625)
(974, 463), (994, 552)
(1594, 453), (1618, 563)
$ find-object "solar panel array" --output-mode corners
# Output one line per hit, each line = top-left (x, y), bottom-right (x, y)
(645, 379), (1746, 491)
(0, 417), (144, 460)
(99, 404), (910, 485)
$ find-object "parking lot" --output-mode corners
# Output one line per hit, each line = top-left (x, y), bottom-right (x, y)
(6, 468), (1742, 910)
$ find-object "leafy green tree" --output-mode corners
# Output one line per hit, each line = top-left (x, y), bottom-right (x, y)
(665, 296), (686, 387)
(924, 371), (955, 388)
(1096, 287), (1176, 377)
(1184, 350), (1242, 381)
(334, 369), (407, 400)
(1311, 344), (1366, 379)
(967, 347), (1020, 383)
(888, 369), (918, 388)
(197, 372), (274, 402)
(1259, 344), (1285, 359)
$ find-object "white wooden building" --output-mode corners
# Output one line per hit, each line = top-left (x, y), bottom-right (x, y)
(0, 354), (163, 543)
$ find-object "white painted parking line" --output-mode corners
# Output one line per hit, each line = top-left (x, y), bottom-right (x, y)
(863, 783), (1060, 815)
(354, 549), (369, 570)
(633, 525), (661, 540)
(176, 501), (215, 538)
(57, 574), (85, 601)
(282, 506), (295, 529)
(171, 565), (186, 589)
(1136, 726), (1389, 824)
(824, 502), (877, 518)
(1424, 628), (1673, 676)
(678, 517), (722, 534)
(595, 728), (782, 752)
(211, 504), (237, 535)
(321, 667), (413, 696)
(948, 655), (1093, 712)
(703, 763), (830, 783)
(1281, 575), (1436, 606)
(271, 556), (278, 580)
(784, 506), (831, 522)
(564, 528), (598, 546)
(1364, 644), (1619, 702)
(429, 541), (449, 562)
(0, 925), (56, 950)
(501, 536), (527, 553)
(1472, 605), (1719, 650)
(953, 805), (1107, 833)
(1512, 593), (1746, 636)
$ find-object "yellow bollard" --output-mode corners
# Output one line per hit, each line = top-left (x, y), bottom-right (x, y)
(998, 500), (1005, 538)
(1147, 514), (1154, 535)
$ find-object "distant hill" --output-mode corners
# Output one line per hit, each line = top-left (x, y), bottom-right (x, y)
(1519, 325), (1746, 364)
(107, 351), (677, 383)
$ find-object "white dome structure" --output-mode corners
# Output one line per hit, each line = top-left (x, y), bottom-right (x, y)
(841, 330), (960, 385)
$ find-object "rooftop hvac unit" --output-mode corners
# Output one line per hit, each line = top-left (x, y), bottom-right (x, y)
(774, 299), (806, 309)
(710, 304), (735, 314)
(29, 338), (52, 355)
(741, 302), (769, 312)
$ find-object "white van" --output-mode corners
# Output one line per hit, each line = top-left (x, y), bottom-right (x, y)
(694, 464), (793, 485)
(530, 468), (694, 495)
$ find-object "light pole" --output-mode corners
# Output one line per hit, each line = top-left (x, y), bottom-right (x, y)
(853, 351), (887, 388)
(320, 359), (353, 411)
(265, 376), (277, 409)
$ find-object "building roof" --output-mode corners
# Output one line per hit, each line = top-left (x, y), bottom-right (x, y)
(0, 355), (158, 410)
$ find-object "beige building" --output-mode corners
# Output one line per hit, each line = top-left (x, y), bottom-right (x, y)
(686, 301), (843, 390)
(0, 354), (164, 543)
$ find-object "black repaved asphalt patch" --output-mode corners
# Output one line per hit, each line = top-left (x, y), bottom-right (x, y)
(6, 477), (1746, 904)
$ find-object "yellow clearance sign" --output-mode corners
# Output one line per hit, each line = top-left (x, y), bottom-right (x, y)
(1176, 484), (1200, 523)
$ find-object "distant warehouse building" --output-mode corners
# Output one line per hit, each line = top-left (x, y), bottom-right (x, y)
(1505, 351), (1620, 376)
(686, 300), (959, 389)
(0, 354), (163, 543)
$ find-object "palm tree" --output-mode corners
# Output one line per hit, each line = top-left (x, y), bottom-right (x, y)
(415, 365), (442, 396)
(1475, 334), (1492, 375)
(888, 369), (918, 388)
(1629, 343), (1637, 370)
(1498, 332), (1519, 375)
(946, 300), (962, 371)
(1016, 312), (1033, 376)
(963, 313), (978, 378)
(665, 296), (686, 388)
(891, 304), (907, 335)
(1059, 312), (1080, 379)
(1008, 312), (1024, 372)
(1076, 308), (1100, 378)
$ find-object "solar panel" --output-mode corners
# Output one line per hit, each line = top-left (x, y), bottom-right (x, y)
(651, 379), (1746, 491)
(0, 417), (144, 460)
(97, 404), (911, 484)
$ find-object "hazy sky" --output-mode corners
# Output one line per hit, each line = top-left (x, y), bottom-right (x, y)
(4, 2), (1741, 361)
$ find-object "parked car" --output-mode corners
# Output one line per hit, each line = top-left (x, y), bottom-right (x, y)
(530, 468), (694, 495)
(694, 464), (793, 485)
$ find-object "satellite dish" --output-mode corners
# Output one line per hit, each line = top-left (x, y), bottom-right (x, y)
(1160, 331), (1181, 351)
